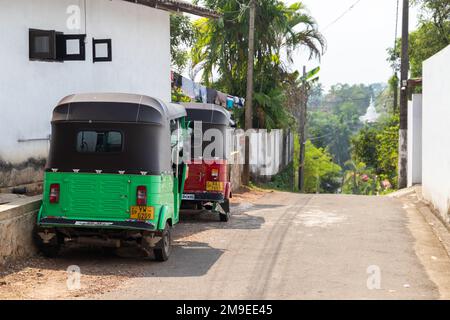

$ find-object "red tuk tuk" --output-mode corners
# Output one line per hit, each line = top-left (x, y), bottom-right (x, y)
(181, 103), (233, 221)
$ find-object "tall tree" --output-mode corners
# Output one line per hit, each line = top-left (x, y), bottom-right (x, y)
(387, 0), (449, 78)
(170, 14), (195, 74)
(413, 0), (450, 45)
(192, 0), (325, 129)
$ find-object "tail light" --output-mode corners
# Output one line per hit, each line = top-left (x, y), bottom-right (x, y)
(211, 168), (219, 180)
(136, 186), (147, 206)
(49, 184), (60, 204)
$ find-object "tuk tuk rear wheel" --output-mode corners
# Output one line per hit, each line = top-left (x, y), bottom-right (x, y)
(219, 199), (230, 222)
(219, 212), (230, 222)
(154, 223), (172, 262)
(40, 245), (61, 258)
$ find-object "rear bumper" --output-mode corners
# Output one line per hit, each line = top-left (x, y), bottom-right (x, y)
(38, 217), (156, 231)
(182, 192), (225, 202)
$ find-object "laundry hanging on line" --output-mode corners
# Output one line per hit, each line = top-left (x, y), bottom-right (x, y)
(171, 72), (244, 109)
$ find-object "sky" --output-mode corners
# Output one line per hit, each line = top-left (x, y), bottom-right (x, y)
(287, 0), (419, 90)
(186, 0), (421, 90)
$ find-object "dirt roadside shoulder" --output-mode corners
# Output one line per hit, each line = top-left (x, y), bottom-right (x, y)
(392, 189), (450, 299)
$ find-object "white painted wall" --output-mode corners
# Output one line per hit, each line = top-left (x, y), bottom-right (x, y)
(0, 0), (170, 164)
(422, 45), (450, 222)
(249, 129), (291, 177)
(407, 94), (422, 187)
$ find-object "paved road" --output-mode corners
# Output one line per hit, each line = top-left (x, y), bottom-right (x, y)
(96, 192), (450, 299)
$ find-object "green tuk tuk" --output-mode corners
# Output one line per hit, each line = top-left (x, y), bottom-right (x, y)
(35, 93), (187, 261)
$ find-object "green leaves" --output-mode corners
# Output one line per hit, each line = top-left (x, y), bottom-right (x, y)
(254, 87), (292, 129)
(387, 0), (449, 78)
(303, 140), (342, 194)
(349, 114), (400, 191)
(191, 0), (325, 129)
(170, 14), (195, 73)
(299, 66), (320, 82)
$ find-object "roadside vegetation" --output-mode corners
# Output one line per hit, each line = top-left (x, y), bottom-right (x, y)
(169, 0), (448, 195)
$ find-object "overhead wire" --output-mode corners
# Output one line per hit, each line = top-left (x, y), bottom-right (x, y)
(322, 0), (364, 31)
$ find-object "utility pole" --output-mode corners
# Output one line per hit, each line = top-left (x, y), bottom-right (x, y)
(242, 0), (256, 186)
(298, 66), (307, 192)
(398, 0), (409, 189)
(393, 73), (398, 112)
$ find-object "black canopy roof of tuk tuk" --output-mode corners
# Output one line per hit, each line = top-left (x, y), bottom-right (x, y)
(53, 93), (186, 124)
(46, 93), (186, 175)
(181, 103), (233, 126)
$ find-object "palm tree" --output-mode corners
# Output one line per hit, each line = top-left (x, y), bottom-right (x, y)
(191, 0), (325, 128)
(343, 160), (372, 195)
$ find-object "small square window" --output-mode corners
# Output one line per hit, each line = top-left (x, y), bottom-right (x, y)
(29, 29), (57, 61)
(93, 39), (112, 62)
(62, 34), (86, 61)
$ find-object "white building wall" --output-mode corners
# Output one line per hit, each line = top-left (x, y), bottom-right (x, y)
(422, 45), (450, 222)
(407, 94), (422, 187)
(249, 129), (291, 180)
(0, 0), (170, 166)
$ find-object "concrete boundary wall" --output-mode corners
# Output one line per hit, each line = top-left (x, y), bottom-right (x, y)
(422, 45), (450, 223)
(407, 94), (423, 187)
(0, 196), (41, 267)
(249, 129), (294, 182)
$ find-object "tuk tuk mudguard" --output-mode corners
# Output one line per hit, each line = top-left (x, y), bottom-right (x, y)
(37, 204), (44, 222)
(157, 205), (169, 230)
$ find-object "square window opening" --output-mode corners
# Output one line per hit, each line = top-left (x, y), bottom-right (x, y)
(93, 39), (112, 62)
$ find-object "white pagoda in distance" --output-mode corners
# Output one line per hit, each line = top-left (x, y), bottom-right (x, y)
(359, 97), (379, 123)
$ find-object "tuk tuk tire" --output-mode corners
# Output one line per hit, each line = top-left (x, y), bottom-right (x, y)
(40, 245), (61, 258)
(217, 199), (230, 222)
(222, 199), (230, 214)
(154, 222), (172, 262)
(219, 212), (230, 222)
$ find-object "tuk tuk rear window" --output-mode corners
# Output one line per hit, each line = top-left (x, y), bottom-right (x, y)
(76, 131), (123, 153)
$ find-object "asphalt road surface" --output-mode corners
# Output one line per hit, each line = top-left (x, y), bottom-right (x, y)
(93, 191), (450, 300)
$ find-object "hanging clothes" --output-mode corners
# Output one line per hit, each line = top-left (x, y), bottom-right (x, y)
(226, 96), (234, 109)
(181, 76), (196, 99)
(206, 88), (218, 104)
(172, 72), (183, 88)
(238, 97), (245, 108)
(199, 86), (208, 103)
(193, 82), (201, 102)
(215, 91), (228, 107)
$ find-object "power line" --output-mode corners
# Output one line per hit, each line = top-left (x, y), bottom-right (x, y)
(322, 0), (364, 31)
(308, 129), (339, 142)
(393, 0), (400, 56)
(392, 0), (400, 74)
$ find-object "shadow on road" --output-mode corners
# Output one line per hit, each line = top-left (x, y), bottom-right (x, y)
(175, 202), (282, 239)
(0, 240), (224, 280)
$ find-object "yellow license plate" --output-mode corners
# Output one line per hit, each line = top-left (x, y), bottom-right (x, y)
(130, 206), (154, 220)
(206, 181), (224, 192)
